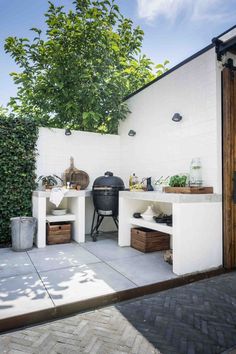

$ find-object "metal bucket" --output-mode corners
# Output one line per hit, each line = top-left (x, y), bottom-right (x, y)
(10, 217), (37, 251)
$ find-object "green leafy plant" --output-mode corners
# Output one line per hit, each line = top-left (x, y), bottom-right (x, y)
(37, 174), (63, 188)
(5, 0), (169, 134)
(169, 175), (187, 187)
(0, 113), (38, 244)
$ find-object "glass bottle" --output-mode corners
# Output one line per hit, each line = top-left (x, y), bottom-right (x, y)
(189, 158), (202, 186)
(129, 174), (133, 188)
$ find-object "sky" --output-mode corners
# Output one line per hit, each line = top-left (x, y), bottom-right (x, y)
(1, 0), (236, 107)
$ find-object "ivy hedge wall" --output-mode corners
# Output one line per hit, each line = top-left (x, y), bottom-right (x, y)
(0, 115), (38, 244)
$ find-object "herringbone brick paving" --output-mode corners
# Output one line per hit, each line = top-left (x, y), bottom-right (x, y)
(117, 272), (236, 354)
(0, 307), (160, 354)
(1, 272), (236, 353)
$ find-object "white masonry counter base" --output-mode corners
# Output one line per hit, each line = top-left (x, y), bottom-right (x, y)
(119, 191), (222, 276)
(32, 190), (91, 248)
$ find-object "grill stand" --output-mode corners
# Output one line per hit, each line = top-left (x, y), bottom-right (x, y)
(90, 209), (118, 242)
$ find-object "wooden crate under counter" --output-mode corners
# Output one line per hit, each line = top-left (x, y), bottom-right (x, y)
(46, 222), (71, 245)
(131, 227), (170, 253)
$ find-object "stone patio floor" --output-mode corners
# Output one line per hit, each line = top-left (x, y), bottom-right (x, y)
(1, 271), (236, 353)
(0, 233), (176, 322)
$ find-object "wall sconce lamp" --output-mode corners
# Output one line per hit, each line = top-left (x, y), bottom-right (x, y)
(172, 113), (182, 122)
(128, 129), (136, 137)
(65, 128), (72, 136)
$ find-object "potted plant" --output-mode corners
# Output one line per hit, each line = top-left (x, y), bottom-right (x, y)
(37, 174), (63, 190)
(163, 174), (213, 193)
(163, 174), (188, 193)
(168, 175), (187, 187)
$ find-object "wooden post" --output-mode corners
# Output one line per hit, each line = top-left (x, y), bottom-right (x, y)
(222, 67), (236, 269)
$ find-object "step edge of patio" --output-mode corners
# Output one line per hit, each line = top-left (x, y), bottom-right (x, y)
(0, 266), (225, 333)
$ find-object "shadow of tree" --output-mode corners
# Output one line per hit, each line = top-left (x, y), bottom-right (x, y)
(0, 239), (135, 318)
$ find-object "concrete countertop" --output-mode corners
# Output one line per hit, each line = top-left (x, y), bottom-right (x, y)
(33, 189), (92, 198)
(119, 191), (222, 203)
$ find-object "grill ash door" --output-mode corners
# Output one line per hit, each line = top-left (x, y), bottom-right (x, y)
(91, 171), (125, 241)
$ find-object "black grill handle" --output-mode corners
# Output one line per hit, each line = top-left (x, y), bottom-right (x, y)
(105, 171), (113, 177)
(234, 171), (236, 203)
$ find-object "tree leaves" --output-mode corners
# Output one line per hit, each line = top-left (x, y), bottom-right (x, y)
(4, 0), (169, 134)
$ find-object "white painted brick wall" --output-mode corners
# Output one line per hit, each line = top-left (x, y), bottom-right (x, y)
(118, 48), (222, 192)
(36, 127), (120, 233)
(37, 127), (120, 186)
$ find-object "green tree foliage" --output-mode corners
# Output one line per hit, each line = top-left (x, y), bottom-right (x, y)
(5, 0), (169, 134)
(0, 106), (8, 116)
(0, 113), (38, 244)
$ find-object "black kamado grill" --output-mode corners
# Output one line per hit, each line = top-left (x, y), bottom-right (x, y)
(91, 171), (124, 241)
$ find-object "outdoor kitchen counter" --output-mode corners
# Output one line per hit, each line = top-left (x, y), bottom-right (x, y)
(118, 191), (222, 276)
(32, 189), (92, 248)
(119, 191), (222, 203)
(33, 189), (92, 198)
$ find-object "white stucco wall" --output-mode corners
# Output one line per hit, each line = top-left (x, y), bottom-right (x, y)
(37, 127), (120, 184)
(119, 48), (222, 193)
(36, 127), (120, 233)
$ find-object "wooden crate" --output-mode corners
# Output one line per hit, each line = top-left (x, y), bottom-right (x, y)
(46, 222), (71, 245)
(131, 227), (170, 253)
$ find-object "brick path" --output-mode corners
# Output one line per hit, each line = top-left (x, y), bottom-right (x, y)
(1, 271), (236, 354)
(0, 308), (159, 354)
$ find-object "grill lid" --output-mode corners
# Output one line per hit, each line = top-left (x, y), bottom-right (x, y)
(93, 171), (124, 189)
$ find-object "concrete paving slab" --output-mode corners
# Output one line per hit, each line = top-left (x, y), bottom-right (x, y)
(39, 262), (136, 306)
(81, 238), (142, 261)
(0, 238), (178, 326)
(85, 232), (118, 242)
(107, 252), (177, 286)
(0, 273), (54, 320)
(0, 248), (36, 278)
(27, 243), (101, 272)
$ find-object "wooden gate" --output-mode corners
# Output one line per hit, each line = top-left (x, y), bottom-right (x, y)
(222, 66), (236, 269)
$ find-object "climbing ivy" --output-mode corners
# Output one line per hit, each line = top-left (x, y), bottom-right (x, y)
(0, 114), (38, 244)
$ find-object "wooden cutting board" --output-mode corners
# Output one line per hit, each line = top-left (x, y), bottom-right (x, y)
(64, 157), (89, 190)
(163, 186), (214, 194)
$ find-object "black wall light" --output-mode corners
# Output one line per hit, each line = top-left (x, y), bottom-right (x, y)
(172, 113), (182, 122)
(65, 128), (72, 136)
(128, 129), (136, 136)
